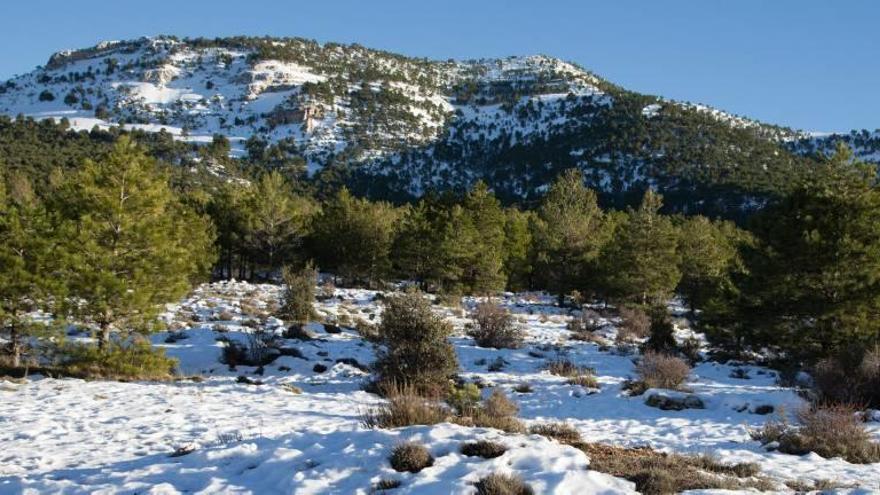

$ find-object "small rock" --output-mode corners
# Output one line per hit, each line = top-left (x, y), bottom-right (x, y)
(645, 392), (704, 410)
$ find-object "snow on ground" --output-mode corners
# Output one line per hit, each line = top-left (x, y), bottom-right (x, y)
(1, 280), (879, 494)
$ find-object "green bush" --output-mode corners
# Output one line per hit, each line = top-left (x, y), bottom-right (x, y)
(373, 291), (458, 396)
(278, 263), (317, 324)
(59, 341), (177, 380)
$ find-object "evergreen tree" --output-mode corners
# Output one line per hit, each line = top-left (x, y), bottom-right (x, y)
(597, 190), (681, 305)
(392, 202), (436, 290)
(722, 145), (880, 361)
(60, 137), (216, 348)
(676, 216), (742, 313)
(0, 174), (61, 366)
(533, 169), (607, 302)
(502, 208), (533, 292)
(309, 188), (398, 287)
(460, 182), (506, 294)
(244, 171), (315, 276)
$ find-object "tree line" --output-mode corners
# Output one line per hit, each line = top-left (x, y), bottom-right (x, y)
(2, 130), (878, 373)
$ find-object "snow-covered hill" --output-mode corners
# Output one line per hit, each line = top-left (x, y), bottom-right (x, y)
(1, 35), (875, 210)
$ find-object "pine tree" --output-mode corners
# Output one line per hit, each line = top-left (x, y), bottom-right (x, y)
(725, 145), (880, 361)
(502, 208), (533, 292)
(676, 216), (742, 313)
(309, 188), (398, 287)
(0, 174), (61, 367)
(533, 169), (607, 303)
(460, 182), (506, 294)
(60, 137), (216, 348)
(392, 202), (436, 290)
(244, 171), (315, 276)
(597, 190), (681, 305)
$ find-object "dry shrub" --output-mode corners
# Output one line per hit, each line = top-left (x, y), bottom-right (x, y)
(470, 302), (524, 349)
(546, 358), (591, 378)
(362, 384), (450, 429)
(484, 389), (519, 417)
(373, 478), (402, 491)
(464, 389), (526, 433)
(566, 374), (599, 389)
(461, 440), (507, 459)
(618, 306), (650, 340)
(634, 351), (690, 391)
(752, 403), (880, 464)
(567, 309), (603, 337)
(528, 422), (582, 444)
(389, 442), (433, 473)
(475, 473), (534, 495)
(576, 442), (771, 494)
(813, 346), (880, 408)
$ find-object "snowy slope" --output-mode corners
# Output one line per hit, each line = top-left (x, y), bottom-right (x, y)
(1, 281), (878, 493)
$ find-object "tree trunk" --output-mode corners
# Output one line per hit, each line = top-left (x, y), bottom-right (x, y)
(9, 324), (21, 368)
(98, 323), (111, 350)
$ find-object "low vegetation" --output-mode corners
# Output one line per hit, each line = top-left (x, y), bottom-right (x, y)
(474, 473), (534, 495)
(57, 341), (177, 381)
(750, 404), (880, 464)
(389, 442), (433, 473)
(630, 351), (691, 393)
(460, 440), (507, 459)
(469, 302), (523, 349)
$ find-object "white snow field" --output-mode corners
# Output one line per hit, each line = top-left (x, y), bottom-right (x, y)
(1, 280), (879, 494)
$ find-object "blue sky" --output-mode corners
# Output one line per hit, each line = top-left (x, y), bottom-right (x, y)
(2, 0), (878, 131)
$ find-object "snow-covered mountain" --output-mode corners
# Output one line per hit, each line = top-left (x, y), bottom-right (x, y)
(1, 36), (875, 211)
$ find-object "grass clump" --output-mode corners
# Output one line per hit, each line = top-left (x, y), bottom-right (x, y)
(461, 440), (507, 459)
(751, 403), (880, 464)
(362, 384), (450, 429)
(373, 478), (402, 491)
(575, 442), (771, 494)
(566, 374), (599, 389)
(389, 442), (433, 473)
(58, 341), (177, 380)
(474, 473), (534, 495)
(528, 422), (582, 444)
(469, 302), (524, 349)
(546, 358), (591, 378)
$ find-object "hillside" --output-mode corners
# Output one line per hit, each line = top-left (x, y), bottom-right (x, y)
(1, 35), (875, 214)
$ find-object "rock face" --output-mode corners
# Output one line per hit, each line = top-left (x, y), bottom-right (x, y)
(644, 391), (705, 411)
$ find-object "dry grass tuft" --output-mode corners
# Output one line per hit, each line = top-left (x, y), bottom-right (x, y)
(389, 442), (434, 473)
(474, 473), (534, 495)
(574, 442), (771, 495)
(460, 440), (507, 459)
(528, 422), (582, 444)
(633, 351), (691, 391)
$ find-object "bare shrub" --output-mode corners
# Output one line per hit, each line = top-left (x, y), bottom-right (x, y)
(483, 389), (519, 418)
(618, 306), (650, 340)
(389, 442), (433, 473)
(474, 473), (534, 495)
(813, 346), (880, 408)
(470, 302), (524, 349)
(752, 403), (880, 464)
(566, 374), (599, 388)
(634, 351), (691, 391)
(567, 308), (603, 336)
(461, 440), (507, 459)
(546, 358), (592, 378)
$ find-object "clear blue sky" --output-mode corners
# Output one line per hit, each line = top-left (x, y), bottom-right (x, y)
(2, 0), (878, 131)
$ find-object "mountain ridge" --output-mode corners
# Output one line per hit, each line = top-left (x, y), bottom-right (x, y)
(1, 35), (876, 214)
